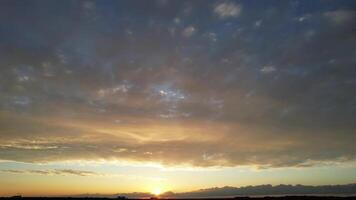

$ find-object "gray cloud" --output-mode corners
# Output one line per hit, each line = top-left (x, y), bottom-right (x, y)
(324, 10), (355, 25)
(260, 66), (276, 73)
(0, 169), (100, 176)
(0, 0), (355, 169)
(182, 26), (196, 37)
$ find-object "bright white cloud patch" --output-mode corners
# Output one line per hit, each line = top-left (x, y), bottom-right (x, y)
(214, 2), (241, 19)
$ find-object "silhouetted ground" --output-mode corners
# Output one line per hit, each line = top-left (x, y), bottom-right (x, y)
(1, 196), (356, 200)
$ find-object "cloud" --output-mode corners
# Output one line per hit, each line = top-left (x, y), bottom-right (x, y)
(0, 169), (101, 176)
(0, 112), (354, 168)
(0, 0), (355, 170)
(82, 1), (96, 11)
(260, 66), (276, 73)
(54, 169), (100, 176)
(324, 10), (355, 25)
(296, 14), (312, 22)
(254, 20), (263, 27)
(182, 26), (196, 37)
(0, 169), (25, 174)
(213, 2), (241, 19)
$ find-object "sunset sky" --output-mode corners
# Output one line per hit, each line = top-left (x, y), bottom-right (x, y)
(0, 0), (356, 197)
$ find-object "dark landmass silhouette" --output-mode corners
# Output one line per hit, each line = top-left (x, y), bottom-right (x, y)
(70, 183), (356, 198)
(1, 196), (356, 200)
(158, 183), (356, 198)
(3, 183), (355, 199)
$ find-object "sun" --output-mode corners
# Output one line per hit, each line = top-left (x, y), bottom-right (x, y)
(152, 188), (162, 196)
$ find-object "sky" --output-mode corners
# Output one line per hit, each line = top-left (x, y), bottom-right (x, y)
(0, 0), (356, 197)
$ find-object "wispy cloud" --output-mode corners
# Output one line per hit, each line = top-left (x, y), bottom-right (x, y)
(0, 169), (101, 177)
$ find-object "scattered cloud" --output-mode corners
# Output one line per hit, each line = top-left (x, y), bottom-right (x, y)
(173, 17), (181, 25)
(260, 66), (276, 73)
(254, 20), (262, 27)
(0, 1), (355, 170)
(213, 2), (241, 19)
(182, 26), (196, 37)
(205, 32), (218, 42)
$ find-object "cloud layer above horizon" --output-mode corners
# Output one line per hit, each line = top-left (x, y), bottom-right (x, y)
(0, 0), (356, 169)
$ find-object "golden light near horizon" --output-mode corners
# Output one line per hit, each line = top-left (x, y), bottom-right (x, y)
(152, 187), (162, 196)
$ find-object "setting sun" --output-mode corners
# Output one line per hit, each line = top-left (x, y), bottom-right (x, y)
(152, 188), (162, 196)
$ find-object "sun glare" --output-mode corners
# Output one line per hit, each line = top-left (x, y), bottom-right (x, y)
(152, 188), (162, 196)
